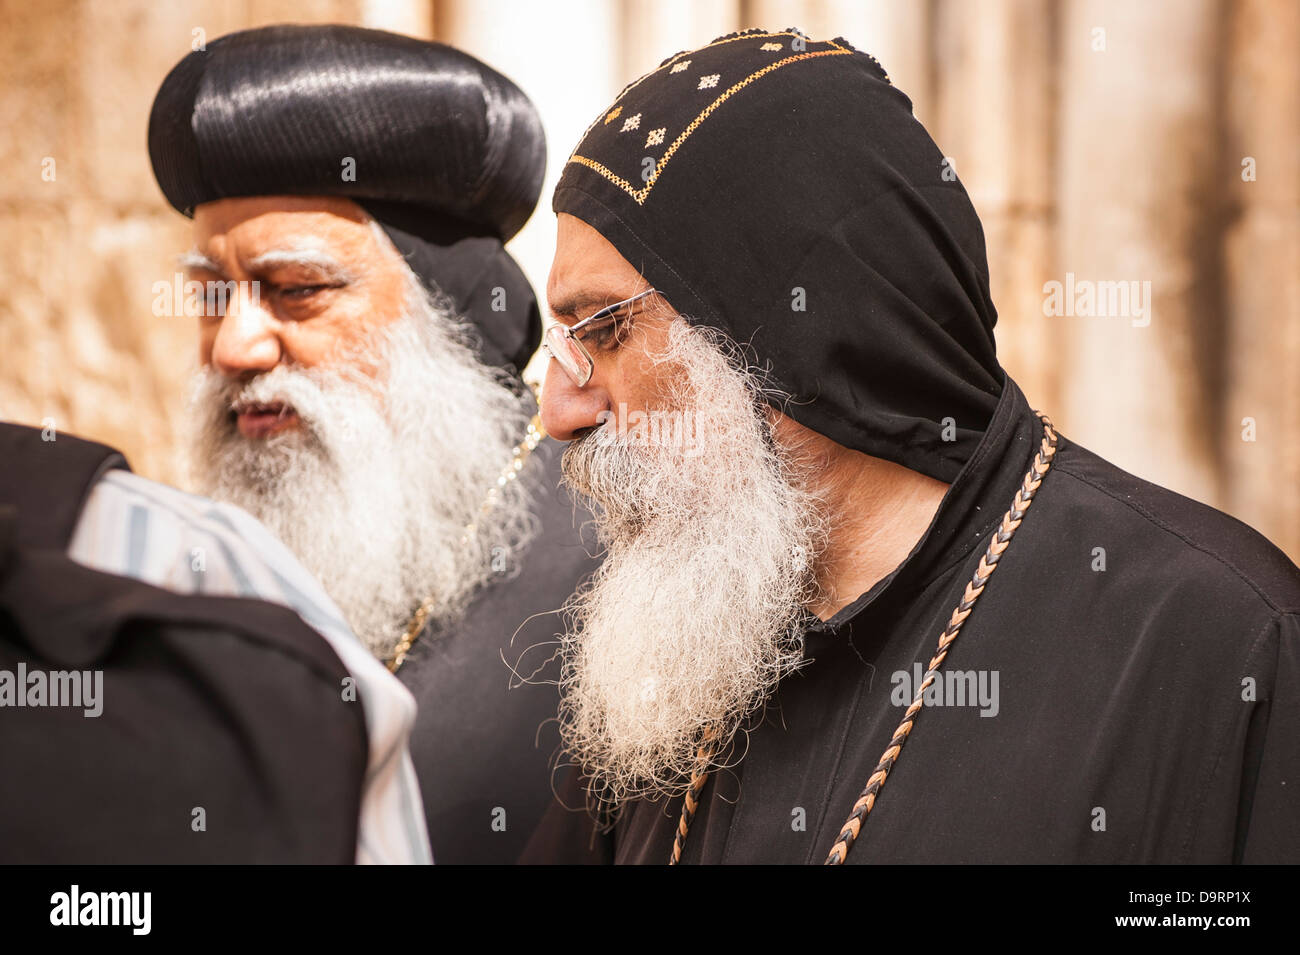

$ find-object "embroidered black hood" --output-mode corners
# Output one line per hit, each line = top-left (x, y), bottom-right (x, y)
(553, 28), (1003, 482)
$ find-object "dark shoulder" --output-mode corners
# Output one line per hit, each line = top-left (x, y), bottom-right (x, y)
(1048, 435), (1300, 617)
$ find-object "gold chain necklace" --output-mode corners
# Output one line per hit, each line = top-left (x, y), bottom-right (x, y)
(385, 412), (546, 673)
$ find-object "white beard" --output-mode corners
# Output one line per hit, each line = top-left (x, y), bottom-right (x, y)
(556, 320), (826, 807)
(186, 273), (537, 660)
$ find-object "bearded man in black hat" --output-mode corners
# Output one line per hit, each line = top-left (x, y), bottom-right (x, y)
(147, 24), (598, 864)
(524, 29), (1300, 864)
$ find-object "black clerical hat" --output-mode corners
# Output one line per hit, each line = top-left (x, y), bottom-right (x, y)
(149, 24), (546, 376)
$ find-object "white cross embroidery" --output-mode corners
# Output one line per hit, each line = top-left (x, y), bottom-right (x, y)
(670, 60), (691, 73)
(620, 112), (642, 132)
(760, 42), (782, 52)
(698, 74), (720, 90)
(645, 128), (665, 147)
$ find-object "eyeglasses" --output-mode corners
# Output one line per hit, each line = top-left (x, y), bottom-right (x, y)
(542, 288), (658, 387)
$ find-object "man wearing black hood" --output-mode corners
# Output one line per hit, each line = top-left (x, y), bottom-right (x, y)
(147, 25), (599, 863)
(523, 29), (1300, 864)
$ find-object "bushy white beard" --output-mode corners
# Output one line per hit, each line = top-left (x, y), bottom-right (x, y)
(186, 275), (537, 660)
(557, 321), (826, 807)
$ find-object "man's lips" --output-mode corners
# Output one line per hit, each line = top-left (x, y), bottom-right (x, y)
(233, 402), (300, 439)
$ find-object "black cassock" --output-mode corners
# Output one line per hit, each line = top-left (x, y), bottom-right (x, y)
(523, 376), (1300, 864)
(398, 438), (600, 864)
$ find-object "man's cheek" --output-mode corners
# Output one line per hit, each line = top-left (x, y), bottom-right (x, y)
(306, 314), (385, 379)
(277, 325), (325, 369)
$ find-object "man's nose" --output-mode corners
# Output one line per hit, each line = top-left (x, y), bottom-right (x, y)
(540, 359), (611, 442)
(209, 286), (282, 378)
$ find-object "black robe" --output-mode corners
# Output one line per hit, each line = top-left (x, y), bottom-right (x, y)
(0, 424), (367, 864)
(398, 437), (600, 863)
(522, 376), (1300, 864)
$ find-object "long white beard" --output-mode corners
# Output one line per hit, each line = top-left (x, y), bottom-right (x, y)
(556, 321), (825, 807)
(186, 276), (537, 660)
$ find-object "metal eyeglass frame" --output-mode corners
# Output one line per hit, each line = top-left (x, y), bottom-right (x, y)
(542, 287), (658, 387)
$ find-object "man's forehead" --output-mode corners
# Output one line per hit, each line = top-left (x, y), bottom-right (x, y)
(195, 197), (370, 242)
(198, 233), (336, 257)
(548, 213), (649, 323)
(193, 198), (379, 261)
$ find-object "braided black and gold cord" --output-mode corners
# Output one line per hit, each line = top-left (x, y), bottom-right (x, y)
(667, 412), (1060, 865)
(823, 411), (1059, 864)
(669, 730), (716, 865)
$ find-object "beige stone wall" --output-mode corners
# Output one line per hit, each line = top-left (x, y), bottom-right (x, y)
(2, 0), (1296, 561)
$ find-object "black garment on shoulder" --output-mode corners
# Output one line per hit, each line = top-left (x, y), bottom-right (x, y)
(522, 376), (1300, 864)
(398, 437), (602, 864)
(0, 423), (368, 863)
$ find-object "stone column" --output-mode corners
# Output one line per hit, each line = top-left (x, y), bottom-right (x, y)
(933, 0), (1059, 415)
(622, 0), (741, 81)
(1222, 0), (1300, 558)
(1056, 0), (1222, 508)
(436, 0), (622, 371)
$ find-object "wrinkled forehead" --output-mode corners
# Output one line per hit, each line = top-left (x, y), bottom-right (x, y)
(191, 195), (392, 266)
(547, 212), (656, 325)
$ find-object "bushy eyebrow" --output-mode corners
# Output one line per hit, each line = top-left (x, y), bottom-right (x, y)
(176, 247), (356, 283)
(177, 250), (222, 273)
(548, 291), (637, 325)
(245, 248), (356, 282)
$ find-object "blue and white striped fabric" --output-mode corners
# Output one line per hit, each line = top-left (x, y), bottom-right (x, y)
(67, 468), (433, 865)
